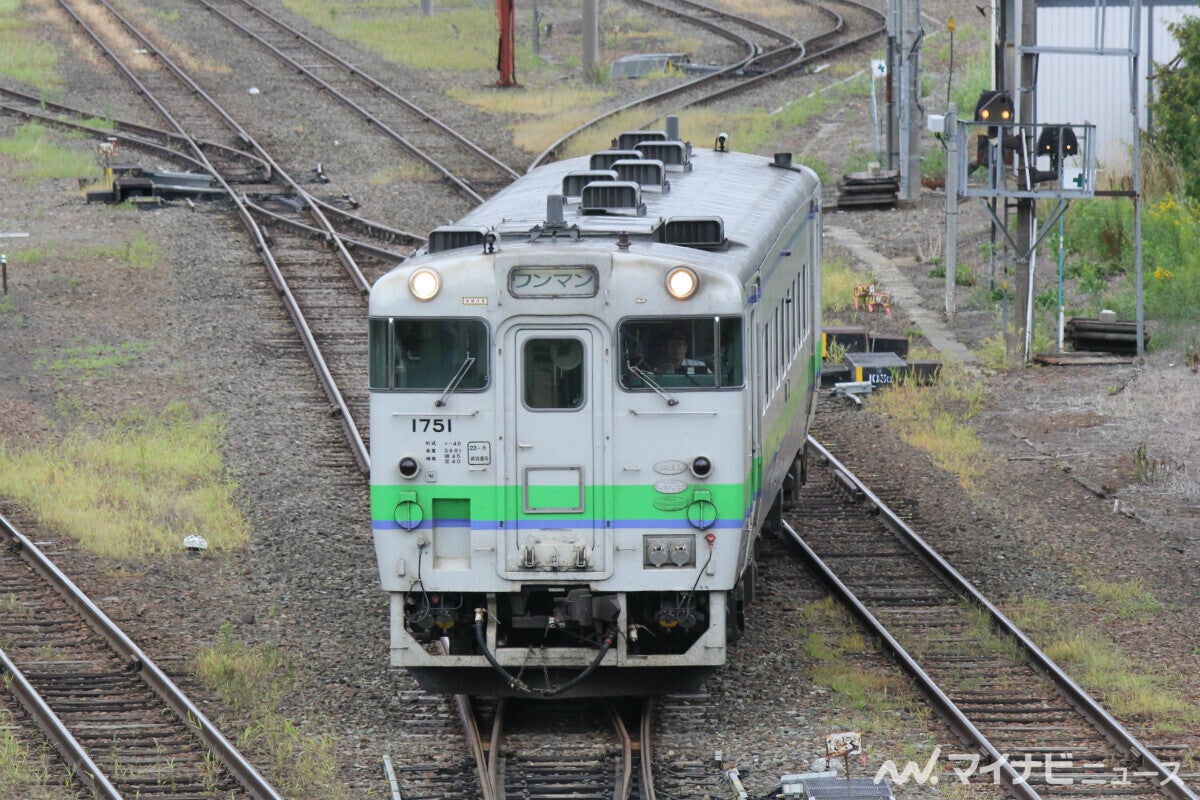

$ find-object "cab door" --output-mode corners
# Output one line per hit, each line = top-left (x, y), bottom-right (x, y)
(501, 324), (610, 578)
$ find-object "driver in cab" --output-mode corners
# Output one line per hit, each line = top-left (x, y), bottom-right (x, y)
(658, 329), (710, 375)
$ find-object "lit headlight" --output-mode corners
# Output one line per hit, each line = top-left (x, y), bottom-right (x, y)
(409, 268), (441, 301)
(666, 267), (698, 300)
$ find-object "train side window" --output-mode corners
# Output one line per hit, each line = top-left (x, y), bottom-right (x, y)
(369, 318), (489, 391)
(523, 338), (585, 410)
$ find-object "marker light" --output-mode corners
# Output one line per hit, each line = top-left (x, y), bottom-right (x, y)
(666, 267), (698, 300)
(398, 456), (420, 479)
(409, 268), (441, 301)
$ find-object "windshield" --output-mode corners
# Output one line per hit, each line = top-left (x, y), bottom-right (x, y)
(618, 317), (742, 390)
(369, 318), (489, 391)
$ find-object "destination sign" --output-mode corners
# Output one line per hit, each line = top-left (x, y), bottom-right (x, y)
(508, 265), (598, 298)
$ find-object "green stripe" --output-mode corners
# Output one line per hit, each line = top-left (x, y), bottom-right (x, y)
(371, 482), (748, 522)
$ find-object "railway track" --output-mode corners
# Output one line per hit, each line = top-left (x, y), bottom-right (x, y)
(0, 512), (282, 799)
(191, 0), (521, 203)
(783, 430), (1198, 800)
(531, 0), (886, 167)
(20, 6), (1175, 800)
(50, 0), (445, 470)
(456, 697), (652, 800)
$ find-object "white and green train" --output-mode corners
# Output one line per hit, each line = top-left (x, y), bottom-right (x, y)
(369, 120), (822, 697)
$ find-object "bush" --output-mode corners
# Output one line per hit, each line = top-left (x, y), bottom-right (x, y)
(1148, 17), (1200, 201)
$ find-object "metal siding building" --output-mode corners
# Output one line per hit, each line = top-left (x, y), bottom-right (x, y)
(1035, 0), (1199, 170)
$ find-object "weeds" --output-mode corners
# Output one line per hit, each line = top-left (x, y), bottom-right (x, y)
(1007, 596), (1200, 734)
(866, 363), (986, 488)
(1082, 578), (1164, 617)
(823, 257), (875, 314)
(0, 0), (64, 94)
(195, 623), (350, 798)
(0, 402), (249, 560)
(0, 124), (100, 181)
(798, 598), (929, 736)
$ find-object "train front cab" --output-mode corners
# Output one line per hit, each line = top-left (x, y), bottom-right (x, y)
(369, 251), (757, 696)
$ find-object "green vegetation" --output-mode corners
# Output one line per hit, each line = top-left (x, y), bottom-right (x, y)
(0, 707), (77, 800)
(822, 257), (875, 314)
(866, 363), (986, 488)
(0, 0), (63, 94)
(0, 124), (101, 182)
(799, 597), (929, 734)
(283, 0), (496, 71)
(1148, 16), (1200, 201)
(195, 623), (350, 798)
(78, 230), (161, 270)
(1007, 596), (1200, 734)
(0, 402), (249, 561)
(1059, 193), (1200, 343)
(34, 339), (149, 376)
(1081, 578), (1164, 617)
(927, 259), (978, 287)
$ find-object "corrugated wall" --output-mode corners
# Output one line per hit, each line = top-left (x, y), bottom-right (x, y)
(1035, 1), (1199, 171)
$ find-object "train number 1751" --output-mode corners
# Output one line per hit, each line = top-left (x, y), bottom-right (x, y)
(411, 418), (452, 433)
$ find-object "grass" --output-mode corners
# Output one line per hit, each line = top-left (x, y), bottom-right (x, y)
(77, 231), (161, 270)
(282, 0), (499, 71)
(0, 0), (63, 94)
(1081, 578), (1164, 617)
(34, 339), (149, 375)
(1007, 596), (1200, 734)
(0, 707), (77, 800)
(0, 124), (101, 182)
(865, 363), (987, 488)
(195, 623), (350, 798)
(799, 597), (927, 728)
(822, 257), (875, 314)
(0, 402), (249, 561)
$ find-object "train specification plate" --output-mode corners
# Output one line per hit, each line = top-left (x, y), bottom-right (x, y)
(508, 265), (598, 298)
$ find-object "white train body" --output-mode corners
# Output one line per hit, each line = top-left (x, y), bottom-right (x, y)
(369, 125), (821, 696)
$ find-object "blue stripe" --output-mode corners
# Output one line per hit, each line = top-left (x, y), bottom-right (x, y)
(373, 517), (744, 531)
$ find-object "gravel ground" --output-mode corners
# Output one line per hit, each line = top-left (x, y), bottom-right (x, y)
(1, 0), (1198, 797)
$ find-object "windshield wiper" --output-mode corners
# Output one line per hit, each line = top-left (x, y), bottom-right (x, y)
(435, 353), (476, 407)
(628, 363), (678, 406)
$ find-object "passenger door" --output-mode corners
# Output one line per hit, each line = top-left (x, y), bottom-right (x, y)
(501, 325), (609, 578)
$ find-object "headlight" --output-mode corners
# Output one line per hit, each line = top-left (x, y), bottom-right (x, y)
(409, 268), (441, 301)
(666, 267), (697, 300)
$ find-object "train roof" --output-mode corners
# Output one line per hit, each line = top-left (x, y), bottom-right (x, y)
(411, 137), (820, 285)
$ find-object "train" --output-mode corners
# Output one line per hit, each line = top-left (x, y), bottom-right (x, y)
(369, 118), (822, 697)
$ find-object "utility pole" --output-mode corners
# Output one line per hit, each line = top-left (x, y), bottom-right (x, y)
(496, 0), (517, 87)
(1013, 0), (1037, 362)
(886, 0), (924, 200)
(582, 0), (599, 82)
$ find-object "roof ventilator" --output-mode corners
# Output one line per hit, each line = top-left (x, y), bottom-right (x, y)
(636, 141), (692, 171)
(581, 181), (645, 216)
(658, 217), (726, 250)
(562, 169), (617, 198)
(590, 150), (643, 171)
(614, 130), (668, 150)
(428, 225), (489, 253)
(611, 159), (668, 191)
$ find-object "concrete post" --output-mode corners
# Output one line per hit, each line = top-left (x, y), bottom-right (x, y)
(582, 0), (599, 82)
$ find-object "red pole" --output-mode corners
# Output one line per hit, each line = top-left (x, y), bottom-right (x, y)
(496, 0), (517, 86)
